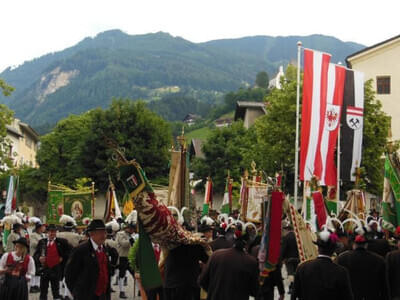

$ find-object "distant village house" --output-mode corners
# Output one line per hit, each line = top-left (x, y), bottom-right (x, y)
(234, 101), (267, 128)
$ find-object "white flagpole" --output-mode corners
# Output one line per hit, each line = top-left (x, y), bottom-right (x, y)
(337, 124), (341, 210)
(294, 41), (302, 209)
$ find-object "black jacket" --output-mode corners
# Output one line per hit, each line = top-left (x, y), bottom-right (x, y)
(33, 237), (71, 274)
(64, 240), (114, 300)
(292, 256), (353, 300)
(164, 244), (209, 289)
(386, 249), (400, 299)
(209, 236), (234, 251)
(199, 247), (259, 300)
(281, 231), (299, 260)
(336, 248), (388, 300)
(367, 239), (391, 258)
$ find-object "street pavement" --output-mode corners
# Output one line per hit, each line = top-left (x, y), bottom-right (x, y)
(29, 269), (292, 300)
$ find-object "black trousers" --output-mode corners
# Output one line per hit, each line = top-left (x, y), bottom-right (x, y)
(146, 287), (164, 300)
(118, 257), (134, 278)
(40, 265), (61, 300)
(164, 286), (200, 300)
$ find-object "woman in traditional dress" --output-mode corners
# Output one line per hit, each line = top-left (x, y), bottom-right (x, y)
(0, 237), (35, 300)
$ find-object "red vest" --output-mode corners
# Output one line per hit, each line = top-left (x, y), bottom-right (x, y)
(6, 253), (30, 276)
(95, 247), (109, 296)
(46, 240), (60, 268)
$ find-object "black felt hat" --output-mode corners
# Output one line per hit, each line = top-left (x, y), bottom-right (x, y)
(47, 224), (58, 231)
(63, 221), (75, 230)
(13, 237), (29, 248)
(87, 219), (106, 232)
(12, 223), (22, 231)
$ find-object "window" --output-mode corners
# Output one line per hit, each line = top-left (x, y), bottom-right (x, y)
(377, 76), (391, 94)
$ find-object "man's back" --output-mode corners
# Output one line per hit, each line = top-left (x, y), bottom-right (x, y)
(336, 248), (387, 300)
(164, 244), (208, 288)
(292, 256), (353, 300)
(199, 247), (259, 300)
(386, 249), (400, 299)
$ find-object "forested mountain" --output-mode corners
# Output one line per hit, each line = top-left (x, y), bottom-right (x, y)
(0, 30), (364, 127)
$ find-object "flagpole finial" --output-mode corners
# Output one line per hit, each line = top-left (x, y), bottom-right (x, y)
(297, 41), (302, 47)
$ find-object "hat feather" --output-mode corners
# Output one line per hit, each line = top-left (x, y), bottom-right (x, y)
(1, 215), (19, 225)
(28, 217), (41, 224)
(125, 210), (138, 225)
(59, 214), (77, 225)
(106, 219), (120, 232)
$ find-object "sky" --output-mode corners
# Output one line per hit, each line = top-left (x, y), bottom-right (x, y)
(0, 0), (399, 72)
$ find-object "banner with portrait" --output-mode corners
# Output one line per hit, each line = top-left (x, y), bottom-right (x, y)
(246, 185), (269, 223)
(47, 183), (94, 226)
(63, 193), (93, 225)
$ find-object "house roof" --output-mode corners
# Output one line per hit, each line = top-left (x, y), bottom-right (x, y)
(346, 34), (400, 67)
(234, 101), (267, 121)
(183, 114), (201, 122)
(19, 122), (40, 142)
(6, 125), (23, 138)
(189, 139), (205, 159)
(6, 119), (40, 141)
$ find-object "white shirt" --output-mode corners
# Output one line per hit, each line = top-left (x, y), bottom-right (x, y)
(90, 238), (104, 252)
(0, 252), (36, 280)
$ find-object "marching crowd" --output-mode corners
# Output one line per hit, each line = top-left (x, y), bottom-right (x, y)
(0, 209), (400, 300)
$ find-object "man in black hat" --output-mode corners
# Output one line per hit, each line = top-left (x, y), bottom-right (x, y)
(386, 231), (400, 300)
(336, 235), (388, 300)
(65, 219), (113, 300)
(280, 224), (299, 294)
(199, 234), (258, 300)
(292, 231), (353, 300)
(29, 222), (45, 293)
(34, 224), (71, 300)
(5, 223), (22, 252)
(115, 222), (136, 299)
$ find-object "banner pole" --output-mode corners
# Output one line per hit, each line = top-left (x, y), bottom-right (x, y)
(294, 41), (302, 209)
(337, 125), (341, 211)
(91, 181), (95, 219)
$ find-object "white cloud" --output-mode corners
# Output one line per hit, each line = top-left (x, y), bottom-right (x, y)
(0, 0), (398, 72)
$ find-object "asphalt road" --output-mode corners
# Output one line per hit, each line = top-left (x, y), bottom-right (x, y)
(29, 270), (292, 300)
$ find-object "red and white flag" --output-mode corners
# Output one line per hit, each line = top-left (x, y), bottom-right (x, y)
(319, 64), (346, 185)
(300, 49), (331, 181)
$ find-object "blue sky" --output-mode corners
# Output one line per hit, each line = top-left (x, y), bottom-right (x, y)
(0, 0), (398, 72)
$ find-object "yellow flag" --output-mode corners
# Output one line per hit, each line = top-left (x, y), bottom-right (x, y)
(123, 199), (134, 216)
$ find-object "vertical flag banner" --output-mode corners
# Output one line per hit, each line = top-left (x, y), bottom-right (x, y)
(5, 176), (15, 215)
(202, 177), (213, 216)
(221, 176), (231, 214)
(300, 49), (331, 181)
(381, 155), (400, 232)
(312, 190), (328, 230)
(340, 70), (364, 181)
(319, 64), (346, 186)
(240, 175), (249, 218)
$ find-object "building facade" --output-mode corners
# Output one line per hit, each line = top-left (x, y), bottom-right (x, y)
(5, 119), (40, 168)
(346, 35), (400, 140)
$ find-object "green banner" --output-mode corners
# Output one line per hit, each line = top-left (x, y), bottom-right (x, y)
(385, 156), (400, 226)
(325, 200), (337, 215)
(47, 191), (64, 223)
(63, 193), (92, 226)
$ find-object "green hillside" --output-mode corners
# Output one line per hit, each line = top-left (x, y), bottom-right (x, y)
(0, 30), (364, 127)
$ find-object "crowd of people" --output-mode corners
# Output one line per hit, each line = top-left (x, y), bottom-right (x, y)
(0, 208), (400, 300)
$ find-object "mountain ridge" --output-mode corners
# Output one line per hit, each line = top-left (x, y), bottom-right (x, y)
(0, 30), (365, 127)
